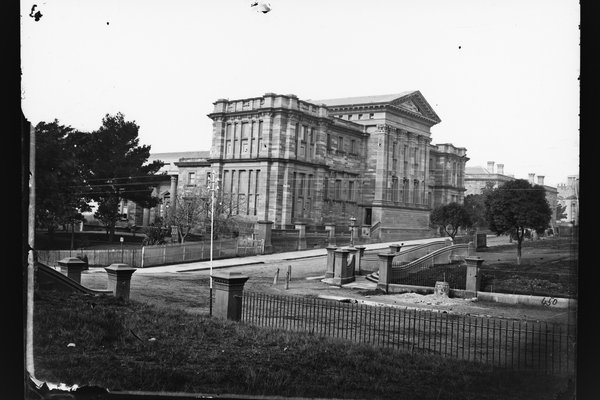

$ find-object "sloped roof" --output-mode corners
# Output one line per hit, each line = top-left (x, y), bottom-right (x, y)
(310, 92), (416, 107)
(465, 166), (491, 175)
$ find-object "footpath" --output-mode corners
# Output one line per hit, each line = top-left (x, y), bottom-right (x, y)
(132, 236), (449, 275)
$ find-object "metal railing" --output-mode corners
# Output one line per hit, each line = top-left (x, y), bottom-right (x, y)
(36, 238), (264, 268)
(391, 239), (453, 266)
(240, 291), (575, 375)
(389, 243), (473, 285)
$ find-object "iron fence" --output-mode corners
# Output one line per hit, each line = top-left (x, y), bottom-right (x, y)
(240, 291), (575, 375)
(37, 238), (264, 268)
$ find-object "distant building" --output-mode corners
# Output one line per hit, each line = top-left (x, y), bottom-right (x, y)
(556, 175), (579, 224)
(464, 161), (558, 228)
(172, 91), (468, 241)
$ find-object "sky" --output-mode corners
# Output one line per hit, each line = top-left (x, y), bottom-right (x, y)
(20, 0), (580, 187)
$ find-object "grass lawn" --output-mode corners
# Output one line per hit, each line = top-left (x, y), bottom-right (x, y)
(33, 289), (574, 400)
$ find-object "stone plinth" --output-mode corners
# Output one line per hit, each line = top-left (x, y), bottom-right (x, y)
(331, 249), (353, 286)
(58, 257), (87, 285)
(295, 223), (307, 250)
(254, 220), (273, 254)
(325, 245), (337, 279)
(212, 271), (249, 321)
(376, 252), (396, 293)
(104, 263), (136, 300)
(465, 256), (484, 298)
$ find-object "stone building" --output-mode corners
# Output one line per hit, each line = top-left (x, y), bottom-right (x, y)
(556, 175), (579, 224)
(464, 161), (558, 228)
(173, 92), (469, 241)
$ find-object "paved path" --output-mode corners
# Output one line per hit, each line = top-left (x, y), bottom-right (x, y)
(132, 237), (451, 275)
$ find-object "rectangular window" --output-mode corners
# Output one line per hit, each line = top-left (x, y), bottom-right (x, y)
(348, 181), (354, 201)
(327, 134), (332, 150)
(323, 178), (329, 200)
(338, 136), (344, 152)
(369, 113), (374, 119)
(188, 172), (196, 185)
(335, 180), (342, 200)
(351, 139), (356, 154)
(241, 122), (250, 139)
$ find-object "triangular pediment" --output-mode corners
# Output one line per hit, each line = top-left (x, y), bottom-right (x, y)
(389, 91), (441, 124)
(397, 99), (421, 114)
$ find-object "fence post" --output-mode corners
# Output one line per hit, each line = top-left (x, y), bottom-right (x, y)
(465, 256), (484, 298)
(377, 252), (396, 293)
(141, 246), (145, 268)
(212, 271), (249, 321)
(163, 245), (166, 264)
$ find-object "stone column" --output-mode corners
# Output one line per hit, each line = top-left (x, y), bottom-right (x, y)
(142, 207), (150, 227)
(325, 245), (337, 278)
(347, 247), (358, 277)
(325, 224), (336, 245)
(169, 175), (178, 221)
(377, 252), (396, 293)
(254, 220), (273, 254)
(104, 263), (136, 300)
(355, 245), (366, 275)
(211, 271), (249, 321)
(58, 257), (87, 285)
(295, 223), (307, 250)
(465, 256), (484, 298)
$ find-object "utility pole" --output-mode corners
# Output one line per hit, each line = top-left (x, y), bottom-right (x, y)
(207, 170), (220, 317)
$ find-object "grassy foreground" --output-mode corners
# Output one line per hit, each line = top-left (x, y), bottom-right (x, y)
(33, 290), (573, 400)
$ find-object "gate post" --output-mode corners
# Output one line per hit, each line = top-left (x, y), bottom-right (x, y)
(465, 256), (484, 298)
(355, 245), (366, 275)
(325, 245), (337, 278)
(377, 252), (396, 293)
(254, 221), (273, 254)
(347, 247), (358, 279)
(58, 257), (87, 285)
(332, 249), (352, 286)
(325, 224), (336, 246)
(295, 223), (307, 251)
(104, 263), (136, 300)
(212, 271), (249, 321)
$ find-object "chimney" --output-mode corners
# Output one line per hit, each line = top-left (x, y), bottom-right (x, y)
(487, 161), (495, 173)
(528, 173), (535, 184)
(537, 175), (545, 186)
(496, 164), (504, 175)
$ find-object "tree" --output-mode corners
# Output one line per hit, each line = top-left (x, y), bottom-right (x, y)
(463, 194), (487, 230)
(168, 191), (206, 243)
(78, 113), (164, 241)
(556, 203), (568, 221)
(34, 120), (93, 248)
(429, 202), (472, 240)
(484, 179), (551, 265)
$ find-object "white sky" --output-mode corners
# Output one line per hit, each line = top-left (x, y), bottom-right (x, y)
(20, 0), (579, 187)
